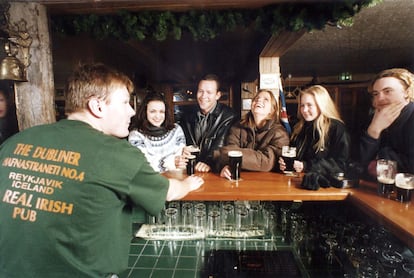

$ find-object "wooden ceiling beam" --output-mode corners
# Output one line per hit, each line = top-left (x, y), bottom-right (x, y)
(26, 0), (301, 14)
(260, 30), (306, 57)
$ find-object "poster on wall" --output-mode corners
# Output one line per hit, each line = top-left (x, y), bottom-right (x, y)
(260, 73), (279, 89)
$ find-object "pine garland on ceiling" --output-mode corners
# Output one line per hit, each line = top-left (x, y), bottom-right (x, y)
(51, 0), (379, 41)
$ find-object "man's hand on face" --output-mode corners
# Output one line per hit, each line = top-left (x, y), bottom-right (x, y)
(367, 102), (406, 139)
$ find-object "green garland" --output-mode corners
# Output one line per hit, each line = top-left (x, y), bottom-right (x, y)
(51, 0), (379, 41)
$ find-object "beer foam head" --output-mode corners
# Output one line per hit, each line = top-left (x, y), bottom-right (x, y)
(228, 150), (243, 157)
(395, 173), (414, 189)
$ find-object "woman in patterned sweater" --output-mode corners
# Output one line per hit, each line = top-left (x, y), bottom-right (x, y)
(129, 91), (187, 172)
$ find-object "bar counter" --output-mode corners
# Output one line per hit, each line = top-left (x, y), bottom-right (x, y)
(165, 171), (350, 201)
(164, 170), (414, 249)
(348, 180), (414, 250)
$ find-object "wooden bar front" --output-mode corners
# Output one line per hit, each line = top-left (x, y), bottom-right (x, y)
(164, 171), (414, 249)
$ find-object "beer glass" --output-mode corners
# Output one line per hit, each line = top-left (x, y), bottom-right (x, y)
(376, 159), (397, 198)
(186, 154), (196, 176)
(235, 206), (249, 236)
(165, 207), (178, 234)
(395, 173), (414, 203)
(221, 202), (235, 234)
(187, 145), (200, 162)
(181, 202), (194, 227)
(228, 150), (243, 181)
(194, 210), (207, 235)
(282, 146), (296, 174)
(208, 210), (221, 237)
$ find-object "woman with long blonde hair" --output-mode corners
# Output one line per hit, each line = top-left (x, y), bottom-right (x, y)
(279, 85), (350, 175)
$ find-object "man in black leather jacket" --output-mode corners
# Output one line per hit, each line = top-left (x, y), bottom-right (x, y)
(181, 74), (237, 172)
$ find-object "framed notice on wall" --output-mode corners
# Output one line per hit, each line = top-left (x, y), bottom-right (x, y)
(242, 98), (252, 110)
(260, 73), (279, 89)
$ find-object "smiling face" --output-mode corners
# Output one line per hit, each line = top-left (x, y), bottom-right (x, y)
(300, 93), (320, 122)
(251, 90), (274, 119)
(371, 77), (409, 109)
(197, 80), (221, 114)
(100, 86), (136, 138)
(146, 100), (165, 127)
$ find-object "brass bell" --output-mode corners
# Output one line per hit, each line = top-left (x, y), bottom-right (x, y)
(0, 40), (27, 82)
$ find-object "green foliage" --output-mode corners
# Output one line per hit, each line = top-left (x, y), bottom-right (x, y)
(50, 0), (379, 41)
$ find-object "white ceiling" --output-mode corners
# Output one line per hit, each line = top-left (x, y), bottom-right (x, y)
(281, 0), (414, 80)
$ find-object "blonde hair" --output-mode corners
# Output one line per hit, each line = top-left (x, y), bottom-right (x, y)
(240, 89), (279, 128)
(368, 68), (414, 102)
(291, 85), (343, 152)
(65, 63), (134, 114)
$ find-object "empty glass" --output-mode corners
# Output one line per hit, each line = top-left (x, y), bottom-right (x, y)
(248, 202), (262, 231)
(181, 202), (194, 226)
(236, 206), (249, 236)
(208, 210), (221, 237)
(165, 207), (178, 234)
(263, 210), (277, 238)
(194, 209), (207, 235)
(221, 202), (235, 234)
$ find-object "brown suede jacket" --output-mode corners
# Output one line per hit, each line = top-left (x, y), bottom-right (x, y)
(218, 119), (289, 172)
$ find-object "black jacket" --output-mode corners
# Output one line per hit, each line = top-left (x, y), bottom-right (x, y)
(292, 119), (350, 175)
(180, 103), (237, 168)
(360, 102), (414, 174)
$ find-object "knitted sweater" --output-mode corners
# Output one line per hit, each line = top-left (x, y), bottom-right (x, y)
(128, 123), (186, 172)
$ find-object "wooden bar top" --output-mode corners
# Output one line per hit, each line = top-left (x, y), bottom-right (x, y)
(164, 170), (414, 249)
(165, 171), (350, 201)
(348, 180), (414, 250)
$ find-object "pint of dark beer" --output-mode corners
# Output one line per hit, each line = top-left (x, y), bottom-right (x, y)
(282, 146), (296, 173)
(186, 155), (196, 176)
(188, 145), (200, 162)
(228, 151), (243, 181)
(377, 177), (395, 196)
(376, 159), (397, 198)
(395, 173), (414, 203)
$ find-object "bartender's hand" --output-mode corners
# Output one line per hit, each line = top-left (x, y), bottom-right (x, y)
(183, 175), (204, 191)
(195, 161), (211, 172)
(367, 102), (405, 139)
(278, 157), (286, 171)
(220, 165), (231, 180)
(293, 160), (304, 173)
(166, 175), (204, 201)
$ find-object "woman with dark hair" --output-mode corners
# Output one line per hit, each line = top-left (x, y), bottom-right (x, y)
(219, 89), (289, 179)
(128, 91), (187, 172)
(0, 87), (18, 144)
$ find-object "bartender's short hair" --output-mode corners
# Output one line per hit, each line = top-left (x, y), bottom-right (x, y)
(65, 63), (134, 114)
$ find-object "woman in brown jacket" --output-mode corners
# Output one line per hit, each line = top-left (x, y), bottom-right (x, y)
(219, 89), (290, 179)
